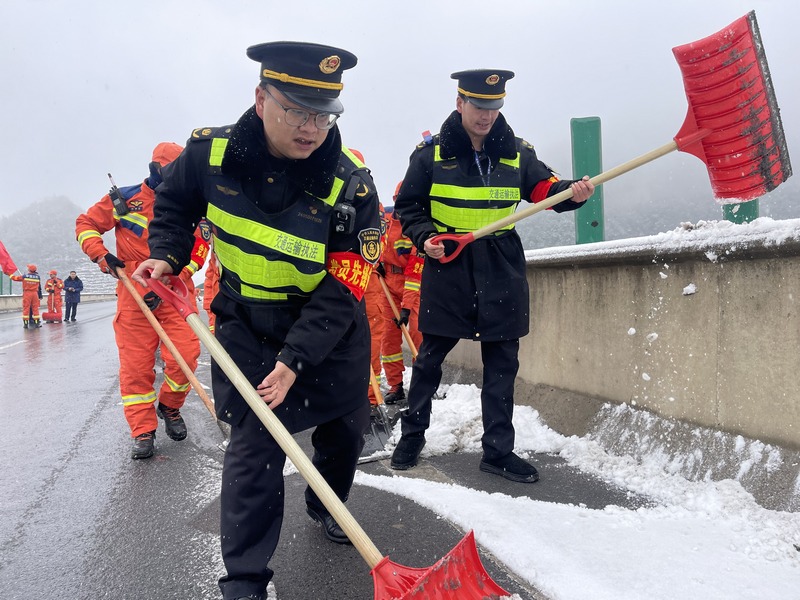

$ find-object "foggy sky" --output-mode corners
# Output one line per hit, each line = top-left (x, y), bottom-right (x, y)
(1, 0), (797, 222)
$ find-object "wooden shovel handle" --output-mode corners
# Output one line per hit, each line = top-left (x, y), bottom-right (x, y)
(117, 268), (217, 420)
(433, 140), (680, 263)
(377, 275), (418, 358)
(144, 273), (386, 569)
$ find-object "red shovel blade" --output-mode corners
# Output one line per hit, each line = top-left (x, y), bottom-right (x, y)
(672, 10), (792, 202)
(371, 531), (510, 599)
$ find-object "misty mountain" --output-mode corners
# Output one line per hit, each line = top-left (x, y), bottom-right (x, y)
(1, 182), (797, 297)
(0, 196), (117, 294)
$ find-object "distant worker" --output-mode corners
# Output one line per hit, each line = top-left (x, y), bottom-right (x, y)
(202, 251), (220, 333)
(63, 271), (83, 322)
(380, 185), (424, 405)
(11, 264), (42, 328)
(45, 269), (64, 321)
(75, 142), (211, 459)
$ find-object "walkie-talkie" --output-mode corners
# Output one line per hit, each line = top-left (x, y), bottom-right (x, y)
(107, 173), (129, 216)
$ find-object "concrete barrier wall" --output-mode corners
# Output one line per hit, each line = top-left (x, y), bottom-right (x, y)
(0, 294), (116, 313)
(447, 230), (800, 451)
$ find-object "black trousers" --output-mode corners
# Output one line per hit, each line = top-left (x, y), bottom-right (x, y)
(217, 403), (366, 599)
(400, 333), (520, 461)
(65, 301), (77, 320)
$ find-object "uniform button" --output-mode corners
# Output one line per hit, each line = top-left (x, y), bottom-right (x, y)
(226, 412), (233, 418)
(475, 332), (480, 338)
(267, 177), (274, 184)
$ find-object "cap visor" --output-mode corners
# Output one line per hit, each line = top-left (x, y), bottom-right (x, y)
(281, 90), (343, 114)
(467, 97), (504, 110)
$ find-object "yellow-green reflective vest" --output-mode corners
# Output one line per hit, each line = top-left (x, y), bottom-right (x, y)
(205, 136), (365, 303)
(429, 141), (522, 234)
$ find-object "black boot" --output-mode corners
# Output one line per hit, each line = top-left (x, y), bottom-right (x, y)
(306, 505), (351, 544)
(131, 431), (156, 459)
(383, 385), (405, 405)
(157, 403), (187, 441)
(479, 452), (539, 483)
(390, 432), (425, 470)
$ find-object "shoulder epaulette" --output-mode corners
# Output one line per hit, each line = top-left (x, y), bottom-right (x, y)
(520, 139), (535, 151)
(118, 183), (143, 200)
(189, 125), (233, 143)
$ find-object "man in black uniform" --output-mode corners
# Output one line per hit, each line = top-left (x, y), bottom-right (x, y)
(133, 42), (380, 600)
(391, 69), (594, 483)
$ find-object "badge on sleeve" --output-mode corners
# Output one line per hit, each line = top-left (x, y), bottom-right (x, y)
(358, 228), (381, 265)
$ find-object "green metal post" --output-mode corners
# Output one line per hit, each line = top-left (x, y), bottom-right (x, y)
(571, 117), (604, 244)
(722, 199), (759, 223)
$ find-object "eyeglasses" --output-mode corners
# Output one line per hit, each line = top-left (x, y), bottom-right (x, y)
(264, 88), (339, 130)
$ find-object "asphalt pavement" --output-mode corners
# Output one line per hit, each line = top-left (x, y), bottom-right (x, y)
(0, 301), (649, 600)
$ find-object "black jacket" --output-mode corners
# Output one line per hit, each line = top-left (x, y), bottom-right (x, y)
(148, 106), (380, 428)
(395, 111), (583, 341)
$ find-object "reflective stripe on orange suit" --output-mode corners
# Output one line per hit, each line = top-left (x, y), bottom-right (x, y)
(380, 216), (423, 388)
(76, 181), (210, 437)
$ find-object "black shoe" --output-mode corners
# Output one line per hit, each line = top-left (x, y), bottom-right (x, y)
(231, 595), (263, 600)
(306, 506), (351, 544)
(157, 403), (187, 441)
(383, 385), (405, 405)
(131, 431), (156, 459)
(390, 433), (425, 470)
(479, 452), (539, 483)
(22, 322), (28, 329)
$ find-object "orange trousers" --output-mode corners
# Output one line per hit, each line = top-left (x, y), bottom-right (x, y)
(364, 273), (386, 405)
(47, 292), (63, 315)
(380, 271), (422, 389)
(113, 301), (200, 437)
(22, 291), (40, 323)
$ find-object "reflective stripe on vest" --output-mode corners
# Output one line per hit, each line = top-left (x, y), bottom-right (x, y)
(430, 142), (522, 234)
(205, 137), (354, 302)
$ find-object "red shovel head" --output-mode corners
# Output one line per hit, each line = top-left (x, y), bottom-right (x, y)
(672, 10), (792, 202)
(371, 530), (509, 599)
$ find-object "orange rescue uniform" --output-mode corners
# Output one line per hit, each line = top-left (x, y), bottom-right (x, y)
(202, 252), (220, 333)
(365, 203), (389, 405)
(76, 177), (210, 438)
(11, 265), (42, 326)
(45, 274), (64, 315)
(381, 212), (424, 391)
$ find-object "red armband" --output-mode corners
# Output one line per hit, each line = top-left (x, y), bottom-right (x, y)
(531, 176), (560, 204)
(327, 251), (374, 301)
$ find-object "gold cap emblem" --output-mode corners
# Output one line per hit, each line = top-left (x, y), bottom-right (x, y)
(319, 55), (341, 74)
(485, 74), (500, 86)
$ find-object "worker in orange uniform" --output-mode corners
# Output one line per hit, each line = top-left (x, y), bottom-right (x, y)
(364, 202), (390, 407)
(11, 264), (43, 328)
(76, 142), (211, 460)
(45, 270), (64, 321)
(202, 251), (220, 333)
(380, 183), (424, 405)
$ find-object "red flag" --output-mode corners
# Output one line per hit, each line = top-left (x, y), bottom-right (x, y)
(0, 239), (18, 276)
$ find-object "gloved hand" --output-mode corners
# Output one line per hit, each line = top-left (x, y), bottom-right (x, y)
(393, 307), (411, 329)
(375, 262), (386, 278)
(95, 253), (125, 278)
(143, 291), (162, 311)
(38, 288), (43, 300)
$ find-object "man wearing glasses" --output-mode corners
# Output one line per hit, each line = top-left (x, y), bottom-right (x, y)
(133, 42), (380, 600)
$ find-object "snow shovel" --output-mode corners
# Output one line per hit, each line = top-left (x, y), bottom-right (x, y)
(434, 11), (792, 264)
(143, 272), (510, 599)
(378, 275), (417, 359)
(117, 268), (230, 441)
(360, 366), (393, 461)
